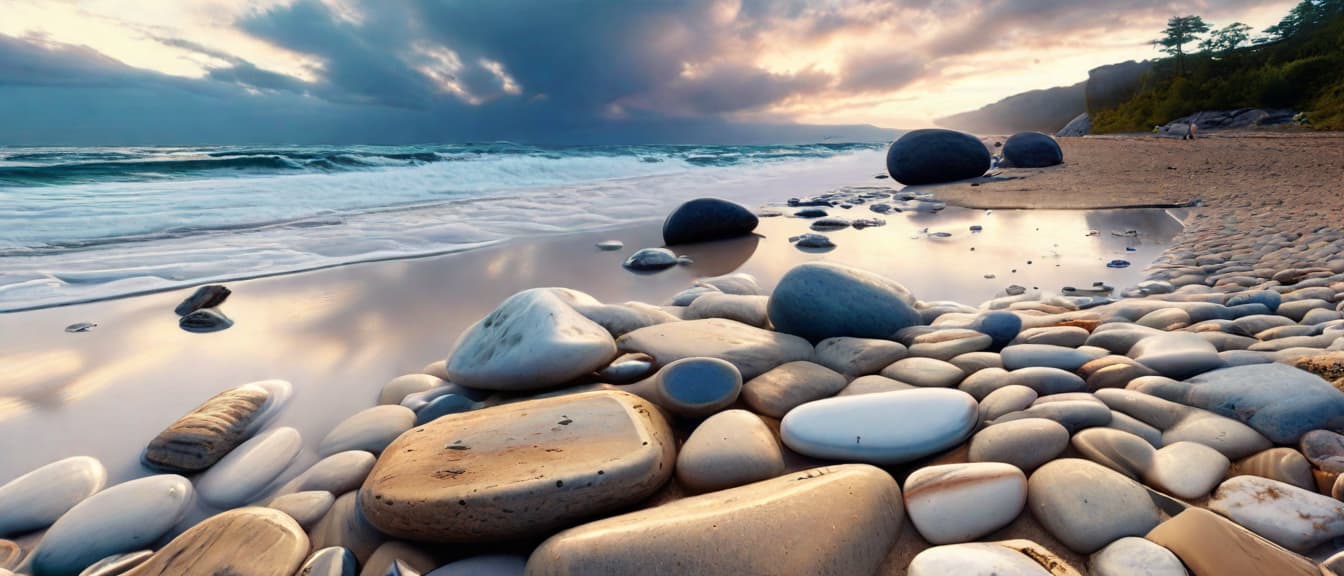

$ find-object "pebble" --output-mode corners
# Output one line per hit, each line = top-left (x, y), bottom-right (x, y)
(1027, 459), (1161, 554)
(623, 247), (679, 271)
(1070, 427), (1154, 479)
(948, 351), (1003, 374)
(648, 357), (742, 418)
(141, 384), (271, 473)
(279, 450), (376, 496)
(1001, 366), (1086, 396)
(741, 361), (846, 418)
(378, 374), (446, 406)
(813, 337), (908, 377)
(1228, 447), (1316, 490)
(968, 418), (1069, 472)
(123, 507), (308, 575)
(1147, 508), (1319, 576)
(906, 542), (1054, 576)
(446, 288), (617, 390)
(1088, 537), (1187, 576)
(0, 455), (106, 536)
(1207, 475), (1344, 552)
(1001, 344), (1094, 371)
(837, 374), (916, 396)
(782, 389), (977, 464)
(675, 410), (784, 493)
(990, 398), (1111, 433)
(180, 308), (233, 332)
(767, 262), (920, 343)
(525, 464), (901, 576)
(880, 357), (966, 387)
(361, 542), (437, 576)
(595, 240), (623, 251)
(197, 426), (303, 508)
(319, 405), (415, 456)
(414, 394), (477, 425)
(269, 490), (335, 529)
(972, 311), (1023, 350)
(1299, 428), (1344, 473)
(310, 492), (385, 564)
(1096, 388), (1271, 459)
(426, 555), (525, 575)
(790, 233), (835, 249)
(977, 385), (1038, 421)
(617, 318), (813, 380)
(26, 475), (194, 576)
(1145, 441), (1229, 499)
(1010, 326), (1089, 348)
(1127, 333), (1225, 379)
(360, 391), (674, 542)
(0, 541), (18, 570)
(298, 547), (358, 576)
(79, 551), (153, 576)
(685, 294), (770, 328)
(595, 353), (655, 383)
(904, 463), (1027, 544)
(173, 284), (231, 316)
(908, 331), (993, 361)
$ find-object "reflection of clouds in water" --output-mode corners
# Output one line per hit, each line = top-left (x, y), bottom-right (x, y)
(0, 349), (85, 419)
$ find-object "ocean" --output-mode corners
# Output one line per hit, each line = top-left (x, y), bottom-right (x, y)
(0, 143), (887, 312)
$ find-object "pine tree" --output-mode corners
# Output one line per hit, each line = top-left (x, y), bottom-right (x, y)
(1154, 15), (1211, 75)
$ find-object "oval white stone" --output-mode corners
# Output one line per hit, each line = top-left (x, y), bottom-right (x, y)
(197, 426), (303, 508)
(781, 389), (977, 464)
(319, 405), (415, 456)
(904, 463), (1027, 544)
(0, 456), (106, 536)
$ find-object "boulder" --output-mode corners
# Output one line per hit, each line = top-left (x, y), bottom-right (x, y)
(885, 129), (991, 185)
(768, 262), (921, 343)
(662, 198), (758, 246)
(360, 391), (674, 542)
(525, 465), (902, 576)
(1001, 132), (1063, 168)
(447, 289), (618, 391)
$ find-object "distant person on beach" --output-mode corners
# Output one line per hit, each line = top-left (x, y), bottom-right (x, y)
(1184, 123), (1198, 140)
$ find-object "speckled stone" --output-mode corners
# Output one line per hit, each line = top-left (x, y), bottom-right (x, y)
(525, 465), (902, 576)
(360, 391), (675, 543)
(1207, 475), (1344, 552)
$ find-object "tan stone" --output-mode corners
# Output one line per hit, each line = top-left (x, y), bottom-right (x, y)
(0, 540), (19, 571)
(525, 465), (902, 575)
(1145, 508), (1317, 576)
(125, 508), (308, 576)
(1228, 447), (1316, 491)
(361, 391), (674, 542)
(142, 384), (268, 472)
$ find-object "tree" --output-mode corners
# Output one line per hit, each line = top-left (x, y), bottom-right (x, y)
(1265, 0), (1344, 40)
(1154, 15), (1211, 75)
(1200, 22), (1252, 54)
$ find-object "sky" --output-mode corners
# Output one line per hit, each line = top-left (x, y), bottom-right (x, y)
(0, 0), (1296, 145)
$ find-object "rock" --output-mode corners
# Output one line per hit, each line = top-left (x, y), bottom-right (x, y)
(179, 308), (233, 332)
(885, 129), (991, 185)
(1228, 447), (1316, 491)
(675, 410), (785, 493)
(379, 374), (445, 406)
(414, 394), (477, 425)
(1134, 363), (1344, 444)
(595, 353), (655, 384)
(949, 351), (1004, 374)
(767, 262), (921, 343)
(298, 547), (358, 576)
(196, 426), (302, 508)
(623, 248), (678, 271)
(1136, 308), (1191, 330)
(78, 551), (153, 576)
(280, 451), (376, 496)
(446, 289), (617, 391)
(972, 311), (1023, 350)
(1207, 475), (1344, 552)
(0, 541), (19, 570)
(1001, 367), (1086, 396)
(571, 301), (679, 338)
(0, 456), (106, 537)
(662, 198), (758, 245)
(595, 240), (623, 251)
(1001, 344), (1095, 371)
(790, 233), (835, 249)
(1070, 427), (1154, 479)
(978, 385), (1039, 422)
(1096, 388), (1271, 459)
(909, 331), (993, 360)
(1300, 429), (1344, 473)
(26, 475), (194, 576)
(319, 405), (415, 456)
(1027, 459), (1161, 554)
(1146, 508), (1319, 576)
(421, 360), (450, 380)
(958, 368), (1011, 400)
(525, 464), (901, 576)
(880, 357), (966, 388)
(1325, 550), (1344, 576)
(360, 391), (674, 542)
(1107, 411), (1164, 448)
(425, 555), (525, 575)
(646, 357), (742, 418)
(309, 493), (385, 564)
(1146, 441), (1229, 499)
(781, 389), (977, 464)
(685, 294), (769, 328)
(741, 361), (846, 418)
(122, 508), (308, 576)
(1001, 132), (1064, 168)
(1057, 112), (1091, 137)
(173, 284), (231, 316)
(904, 463), (1027, 544)
(694, 272), (761, 296)
(907, 542), (1055, 575)
(1088, 537), (1187, 576)
(617, 318), (813, 380)
(990, 399), (1112, 433)
(813, 337), (908, 377)
(1011, 326), (1089, 348)
(64, 321), (97, 333)
(838, 375), (917, 396)
(269, 490), (334, 529)
(141, 384), (271, 473)
(809, 217), (850, 231)
(361, 542), (436, 576)
(1128, 333), (1225, 379)
(1293, 352), (1344, 381)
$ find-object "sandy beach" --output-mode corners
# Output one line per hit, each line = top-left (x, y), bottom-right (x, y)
(4, 132), (1344, 574)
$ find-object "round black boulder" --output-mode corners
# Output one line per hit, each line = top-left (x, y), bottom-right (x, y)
(885, 129), (991, 185)
(662, 198), (759, 246)
(1002, 132), (1064, 168)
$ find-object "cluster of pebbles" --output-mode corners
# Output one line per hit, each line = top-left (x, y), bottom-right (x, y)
(6, 189), (1344, 576)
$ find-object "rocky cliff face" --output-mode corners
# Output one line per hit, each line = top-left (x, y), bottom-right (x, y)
(1085, 60), (1153, 113)
(934, 82), (1085, 135)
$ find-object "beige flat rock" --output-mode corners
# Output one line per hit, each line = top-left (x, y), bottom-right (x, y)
(125, 507), (308, 576)
(142, 384), (269, 472)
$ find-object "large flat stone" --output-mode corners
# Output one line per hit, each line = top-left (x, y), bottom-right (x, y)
(1146, 508), (1318, 576)
(616, 318), (813, 380)
(360, 391), (674, 542)
(123, 508), (307, 576)
(525, 465), (902, 575)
